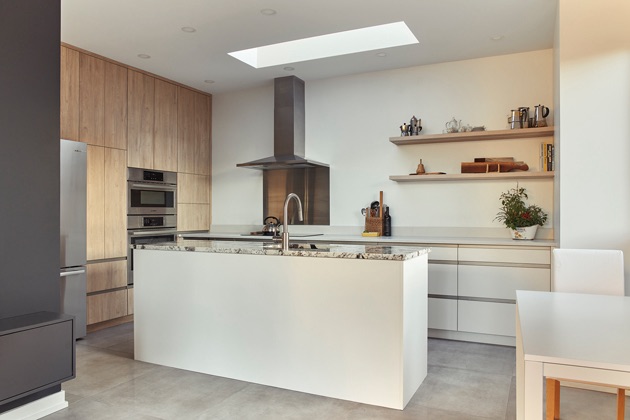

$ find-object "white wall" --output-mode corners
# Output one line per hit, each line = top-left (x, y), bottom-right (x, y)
(213, 50), (554, 235)
(557, 0), (630, 288)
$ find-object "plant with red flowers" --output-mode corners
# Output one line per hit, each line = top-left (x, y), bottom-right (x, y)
(494, 185), (548, 230)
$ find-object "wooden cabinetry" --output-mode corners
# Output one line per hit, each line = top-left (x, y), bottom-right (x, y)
(389, 127), (555, 182)
(178, 87), (211, 176)
(60, 46), (79, 140)
(127, 73), (179, 171)
(86, 145), (126, 261)
(154, 79), (178, 171)
(127, 70), (155, 168)
(87, 289), (128, 325)
(86, 260), (127, 293)
(78, 53), (128, 148)
(177, 87), (211, 231)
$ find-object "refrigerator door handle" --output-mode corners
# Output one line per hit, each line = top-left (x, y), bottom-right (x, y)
(60, 269), (86, 277)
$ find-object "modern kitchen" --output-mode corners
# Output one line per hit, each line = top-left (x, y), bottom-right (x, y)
(1, 1), (629, 419)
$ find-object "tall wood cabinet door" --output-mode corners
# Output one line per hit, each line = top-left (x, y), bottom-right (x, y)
(194, 92), (211, 176)
(104, 147), (127, 258)
(60, 46), (80, 141)
(86, 145), (105, 260)
(154, 79), (178, 172)
(104, 62), (127, 150)
(177, 87), (195, 174)
(79, 54), (105, 146)
(127, 70), (155, 169)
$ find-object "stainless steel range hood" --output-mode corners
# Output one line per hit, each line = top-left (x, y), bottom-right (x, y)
(237, 76), (329, 170)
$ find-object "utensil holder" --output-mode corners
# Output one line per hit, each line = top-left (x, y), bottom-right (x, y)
(365, 215), (383, 236)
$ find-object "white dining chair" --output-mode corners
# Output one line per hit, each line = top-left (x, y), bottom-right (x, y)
(548, 248), (626, 420)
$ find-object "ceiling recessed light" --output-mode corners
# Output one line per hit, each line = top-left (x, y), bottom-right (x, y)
(229, 21), (418, 69)
(181, 27), (196, 33)
(204, 80), (215, 84)
(260, 9), (276, 16)
(490, 35), (504, 41)
(283, 66), (294, 71)
(137, 54), (151, 59)
(376, 52), (387, 57)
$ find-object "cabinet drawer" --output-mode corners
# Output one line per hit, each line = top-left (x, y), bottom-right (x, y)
(458, 265), (549, 300)
(87, 289), (128, 324)
(458, 246), (550, 265)
(87, 259), (127, 292)
(428, 298), (457, 331)
(458, 300), (515, 336)
(428, 263), (457, 296)
(424, 245), (457, 262)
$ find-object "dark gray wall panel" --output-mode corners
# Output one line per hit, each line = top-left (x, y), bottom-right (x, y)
(0, 0), (61, 318)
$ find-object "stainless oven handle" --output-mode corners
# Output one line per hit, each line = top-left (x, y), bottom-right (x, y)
(130, 183), (177, 190)
(129, 229), (177, 236)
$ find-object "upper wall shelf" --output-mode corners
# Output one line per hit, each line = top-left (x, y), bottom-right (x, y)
(390, 171), (554, 182)
(389, 126), (555, 145)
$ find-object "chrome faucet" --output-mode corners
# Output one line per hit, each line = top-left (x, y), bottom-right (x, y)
(282, 193), (303, 251)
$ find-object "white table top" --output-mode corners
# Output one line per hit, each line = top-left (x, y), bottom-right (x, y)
(516, 290), (630, 372)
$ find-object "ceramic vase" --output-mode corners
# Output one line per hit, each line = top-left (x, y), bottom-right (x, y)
(511, 225), (538, 240)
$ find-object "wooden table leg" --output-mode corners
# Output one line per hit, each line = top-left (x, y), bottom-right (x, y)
(546, 378), (560, 420)
(617, 388), (625, 420)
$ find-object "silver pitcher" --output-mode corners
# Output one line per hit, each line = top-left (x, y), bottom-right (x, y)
(534, 104), (550, 127)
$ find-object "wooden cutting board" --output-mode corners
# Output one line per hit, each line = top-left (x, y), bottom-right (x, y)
(461, 161), (529, 173)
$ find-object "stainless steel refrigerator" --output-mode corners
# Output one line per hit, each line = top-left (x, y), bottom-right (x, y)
(60, 139), (87, 339)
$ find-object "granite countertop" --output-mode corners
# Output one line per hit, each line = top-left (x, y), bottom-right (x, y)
(135, 239), (429, 261)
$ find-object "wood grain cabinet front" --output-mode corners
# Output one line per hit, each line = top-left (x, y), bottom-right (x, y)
(178, 87), (211, 176)
(87, 260), (127, 293)
(60, 45), (80, 140)
(86, 145), (126, 260)
(87, 289), (128, 325)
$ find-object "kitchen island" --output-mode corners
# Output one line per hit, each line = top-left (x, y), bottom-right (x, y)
(133, 240), (429, 410)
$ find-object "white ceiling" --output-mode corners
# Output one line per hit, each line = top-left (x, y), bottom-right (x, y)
(61, 0), (557, 94)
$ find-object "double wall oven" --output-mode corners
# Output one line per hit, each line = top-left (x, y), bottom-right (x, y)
(127, 168), (177, 285)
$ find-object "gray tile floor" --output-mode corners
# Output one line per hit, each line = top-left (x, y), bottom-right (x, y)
(44, 323), (627, 419)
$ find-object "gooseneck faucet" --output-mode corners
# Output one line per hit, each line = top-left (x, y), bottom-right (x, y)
(282, 193), (303, 251)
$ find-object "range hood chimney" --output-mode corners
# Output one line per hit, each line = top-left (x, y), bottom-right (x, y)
(237, 76), (329, 170)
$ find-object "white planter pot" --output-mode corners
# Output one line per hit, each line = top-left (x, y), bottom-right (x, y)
(511, 225), (538, 240)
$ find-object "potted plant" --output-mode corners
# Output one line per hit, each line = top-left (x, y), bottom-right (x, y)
(495, 185), (548, 240)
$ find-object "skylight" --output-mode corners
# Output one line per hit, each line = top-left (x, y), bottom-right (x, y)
(228, 21), (418, 68)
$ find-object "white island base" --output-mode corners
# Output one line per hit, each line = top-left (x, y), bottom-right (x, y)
(134, 249), (428, 410)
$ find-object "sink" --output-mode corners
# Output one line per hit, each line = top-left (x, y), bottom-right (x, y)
(262, 243), (330, 252)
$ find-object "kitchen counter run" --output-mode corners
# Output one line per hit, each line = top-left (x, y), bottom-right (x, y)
(135, 239), (428, 261)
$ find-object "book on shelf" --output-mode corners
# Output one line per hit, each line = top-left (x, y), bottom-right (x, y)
(540, 142), (555, 171)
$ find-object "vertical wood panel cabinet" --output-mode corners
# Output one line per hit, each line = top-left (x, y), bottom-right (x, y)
(86, 260), (127, 292)
(79, 54), (105, 146)
(127, 70), (155, 168)
(103, 62), (127, 150)
(86, 145), (126, 261)
(177, 87), (211, 231)
(79, 52), (128, 149)
(154, 79), (178, 172)
(60, 46), (79, 140)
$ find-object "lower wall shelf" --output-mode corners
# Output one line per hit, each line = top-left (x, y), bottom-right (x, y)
(390, 171), (554, 182)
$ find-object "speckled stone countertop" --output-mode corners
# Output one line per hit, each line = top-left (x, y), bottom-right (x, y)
(135, 239), (429, 261)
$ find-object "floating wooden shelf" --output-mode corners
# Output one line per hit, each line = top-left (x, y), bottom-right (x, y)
(389, 171), (555, 182)
(389, 126), (554, 145)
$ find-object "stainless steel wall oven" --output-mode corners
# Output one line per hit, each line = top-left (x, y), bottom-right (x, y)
(127, 168), (177, 285)
(127, 167), (177, 215)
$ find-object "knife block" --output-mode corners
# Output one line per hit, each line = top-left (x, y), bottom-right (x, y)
(364, 214), (383, 236)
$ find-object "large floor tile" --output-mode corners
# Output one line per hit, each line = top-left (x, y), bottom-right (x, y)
(428, 339), (516, 377)
(409, 365), (512, 419)
(43, 397), (162, 420)
(92, 366), (250, 419)
(62, 345), (159, 398)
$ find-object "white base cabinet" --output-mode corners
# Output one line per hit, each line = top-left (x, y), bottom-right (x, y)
(426, 244), (551, 344)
